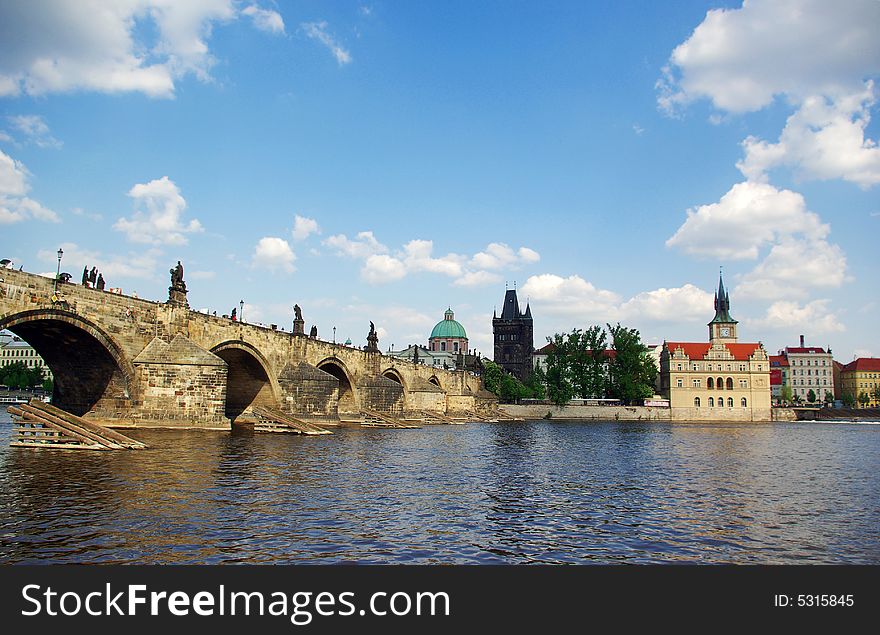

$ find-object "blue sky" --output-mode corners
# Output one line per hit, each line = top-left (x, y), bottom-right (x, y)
(1, 0), (878, 361)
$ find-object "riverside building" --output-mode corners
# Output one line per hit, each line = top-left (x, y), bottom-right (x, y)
(659, 273), (771, 421)
(774, 336), (834, 403)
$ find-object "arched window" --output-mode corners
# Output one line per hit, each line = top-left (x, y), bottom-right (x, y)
(708, 397), (714, 407)
(726, 377), (734, 390)
(727, 397), (734, 408)
(694, 397), (701, 407)
(454, 342), (459, 353)
(707, 377), (714, 389)
(741, 397), (747, 408)
(441, 342), (446, 352)
(717, 377), (724, 390)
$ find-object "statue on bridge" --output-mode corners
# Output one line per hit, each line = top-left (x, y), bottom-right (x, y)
(170, 261), (186, 291)
(96, 273), (105, 290)
(309, 325), (318, 338)
(167, 260), (189, 308)
(292, 303), (305, 336)
(365, 321), (379, 352)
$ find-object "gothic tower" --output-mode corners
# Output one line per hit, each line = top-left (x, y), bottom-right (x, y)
(708, 270), (738, 344)
(492, 287), (534, 381)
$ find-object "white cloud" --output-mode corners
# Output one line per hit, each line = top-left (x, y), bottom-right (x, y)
(521, 274), (621, 319)
(470, 242), (540, 270)
(666, 181), (827, 260)
(747, 299), (845, 334)
(619, 284), (714, 322)
(657, 0), (880, 115)
(292, 214), (320, 241)
(301, 21), (351, 65)
(252, 236), (296, 273)
(736, 238), (849, 300)
(0, 1), (285, 98)
(401, 239), (464, 277)
(738, 84), (880, 188)
(0, 149), (59, 224)
(362, 254), (406, 284)
(114, 176), (203, 245)
(324, 231), (387, 258)
(241, 5), (284, 34)
(453, 270), (502, 288)
(7, 115), (62, 148)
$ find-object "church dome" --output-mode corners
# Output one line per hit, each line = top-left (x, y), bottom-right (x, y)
(429, 308), (467, 340)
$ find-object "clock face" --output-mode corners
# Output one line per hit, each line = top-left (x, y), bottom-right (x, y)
(720, 327), (730, 337)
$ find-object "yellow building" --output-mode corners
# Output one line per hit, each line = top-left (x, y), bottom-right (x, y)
(840, 358), (880, 407)
(659, 273), (771, 421)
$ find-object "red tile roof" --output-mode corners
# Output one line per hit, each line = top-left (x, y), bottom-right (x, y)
(785, 347), (828, 354)
(665, 341), (763, 361)
(769, 354), (789, 367)
(534, 342), (556, 355)
(841, 358), (880, 373)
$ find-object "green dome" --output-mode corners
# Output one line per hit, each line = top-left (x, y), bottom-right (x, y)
(430, 308), (467, 340)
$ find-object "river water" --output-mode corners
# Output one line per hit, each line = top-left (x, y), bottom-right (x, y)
(1, 412), (878, 564)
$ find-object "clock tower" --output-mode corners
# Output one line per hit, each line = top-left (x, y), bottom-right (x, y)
(708, 271), (738, 344)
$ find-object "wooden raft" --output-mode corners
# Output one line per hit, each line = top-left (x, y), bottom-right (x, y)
(8, 400), (147, 450)
(415, 410), (464, 425)
(360, 408), (421, 429)
(250, 405), (332, 435)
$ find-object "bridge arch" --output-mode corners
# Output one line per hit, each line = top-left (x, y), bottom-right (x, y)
(428, 375), (442, 389)
(381, 367), (406, 390)
(210, 340), (280, 421)
(316, 357), (358, 414)
(0, 309), (137, 416)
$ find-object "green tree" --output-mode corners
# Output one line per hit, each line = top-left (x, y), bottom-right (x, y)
(872, 386), (880, 406)
(0, 362), (44, 390)
(806, 388), (816, 403)
(780, 385), (793, 404)
(824, 391), (834, 405)
(544, 337), (574, 406)
(841, 391), (856, 407)
(606, 323), (656, 405)
(524, 364), (546, 400)
(482, 360), (503, 395)
(858, 391), (870, 408)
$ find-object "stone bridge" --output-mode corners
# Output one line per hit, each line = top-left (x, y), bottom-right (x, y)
(0, 269), (494, 428)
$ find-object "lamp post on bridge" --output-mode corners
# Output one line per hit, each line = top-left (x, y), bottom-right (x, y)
(333, 326), (336, 344)
(53, 248), (63, 298)
(239, 299), (244, 324)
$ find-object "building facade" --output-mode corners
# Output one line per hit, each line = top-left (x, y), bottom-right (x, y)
(0, 334), (53, 381)
(840, 358), (880, 407)
(659, 273), (771, 421)
(428, 308), (469, 354)
(773, 336), (834, 403)
(493, 288), (534, 381)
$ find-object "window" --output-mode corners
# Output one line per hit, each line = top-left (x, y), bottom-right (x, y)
(441, 342), (446, 352)
(717, 377), (724, 390)
(676, 378), (683, 388)
(708, 397), (714, 407)
(454, 343), (459, 353)
(727, 397), (734, 408)
(693, 379), (701, 388)
(707, 377), (714, 389)
(739, 379), (748, 388)
(677, 364), (682, 371)
(726, 377), (734, 390)
(694, 397), (701, 407)
(741, 397), (747, 408)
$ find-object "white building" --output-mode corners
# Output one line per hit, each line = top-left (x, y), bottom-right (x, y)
(0, 333), (53, 381)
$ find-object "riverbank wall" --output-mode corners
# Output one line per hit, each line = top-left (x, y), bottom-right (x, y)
(499, 404), (670, 421)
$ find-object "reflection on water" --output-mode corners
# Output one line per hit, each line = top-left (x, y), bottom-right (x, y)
(1, 413), (878, 564)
